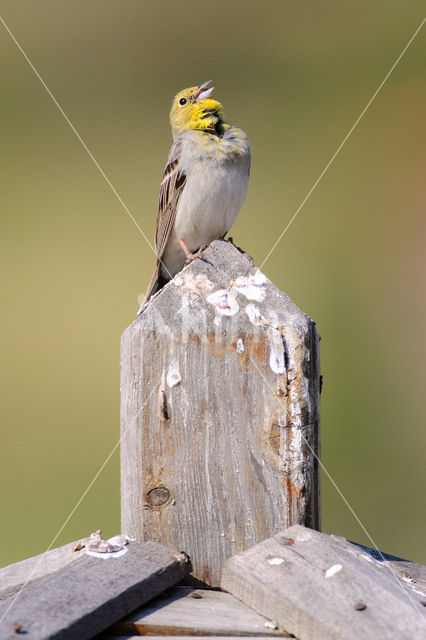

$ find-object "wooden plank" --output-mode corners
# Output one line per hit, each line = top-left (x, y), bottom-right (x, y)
(100, 637), (290, 640)
(348, 541), (426, 592)
(0, 541), (190, 640)
(0, 536), (91, 601)
(221, 525), (426, 640)
(121, 239), (320, 586)
(105, 586), (292, 637)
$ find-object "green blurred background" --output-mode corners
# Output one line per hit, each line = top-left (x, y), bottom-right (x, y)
(1, 1), (425, 567)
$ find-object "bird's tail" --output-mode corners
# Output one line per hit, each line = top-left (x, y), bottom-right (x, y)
(138, 263), (168, 314)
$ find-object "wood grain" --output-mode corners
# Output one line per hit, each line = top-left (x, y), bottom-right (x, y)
(0, 541), (190, 640)
(0, 536), (90, 601)
(121, 240), (320, 586)
(100, 637), (291, 639)
(106, 586), (292, 637)
(221, 525), (426, 640)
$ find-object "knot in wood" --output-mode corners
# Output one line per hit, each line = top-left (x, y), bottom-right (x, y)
(145, 486), (171, 508)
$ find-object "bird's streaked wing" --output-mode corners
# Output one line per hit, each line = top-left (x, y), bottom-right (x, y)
(155, 137), (186, 259)
(142, 137), (186, 304)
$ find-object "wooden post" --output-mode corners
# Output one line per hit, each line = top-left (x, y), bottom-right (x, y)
(121, 239), (320, 586)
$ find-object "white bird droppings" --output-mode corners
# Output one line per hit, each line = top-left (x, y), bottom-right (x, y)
(268, 327), (286, 374)
(245, 304), (264, 325)
(86, 532), (133, 558)
(264, 621), (279, 630)
(267, 556), (285, 565)
(207, 289), (239, 316)
(325, 563), (343, 578)
(86, 546), (128, 559)
(178, 272), (215, 297)
(166, 360), (181, 387)
(233, 269), (267, 301)
(236, 338), (245, 353)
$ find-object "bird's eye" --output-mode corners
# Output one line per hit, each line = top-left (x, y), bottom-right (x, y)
(179, 98), (187, 106)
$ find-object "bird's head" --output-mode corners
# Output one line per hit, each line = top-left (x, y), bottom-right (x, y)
(170, 81), (225, 137)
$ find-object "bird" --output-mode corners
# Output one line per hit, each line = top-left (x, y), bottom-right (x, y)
(142, 80), (250, 305)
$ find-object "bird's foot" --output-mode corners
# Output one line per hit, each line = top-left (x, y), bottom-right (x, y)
(179, 239), (208, 266)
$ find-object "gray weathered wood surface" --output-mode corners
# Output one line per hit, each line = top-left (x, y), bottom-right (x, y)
(0, 536), (91, 601)
(103, 586), (291, 637)
(121, 239), (320, 586)
(0, 541), (190, 640)
(348, 540), (426, 594)
(221, 525), (426, 640)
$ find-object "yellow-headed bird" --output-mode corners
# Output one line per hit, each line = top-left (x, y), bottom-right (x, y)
(143, 81), (250, 304)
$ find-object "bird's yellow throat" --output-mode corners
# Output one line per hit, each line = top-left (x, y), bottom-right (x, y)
(186, 98), (225, 133)
(170, 89), (225, 137)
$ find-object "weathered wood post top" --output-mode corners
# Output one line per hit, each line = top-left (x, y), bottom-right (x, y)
(121, 239), (320, 586)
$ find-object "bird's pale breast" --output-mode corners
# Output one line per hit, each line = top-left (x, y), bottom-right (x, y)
(161, 127), (250, 278)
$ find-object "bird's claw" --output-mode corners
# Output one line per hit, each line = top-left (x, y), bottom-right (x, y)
(179, 240), (208, 265)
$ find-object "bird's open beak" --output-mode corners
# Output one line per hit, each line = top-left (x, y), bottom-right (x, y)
(194, 80), (214, 101)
